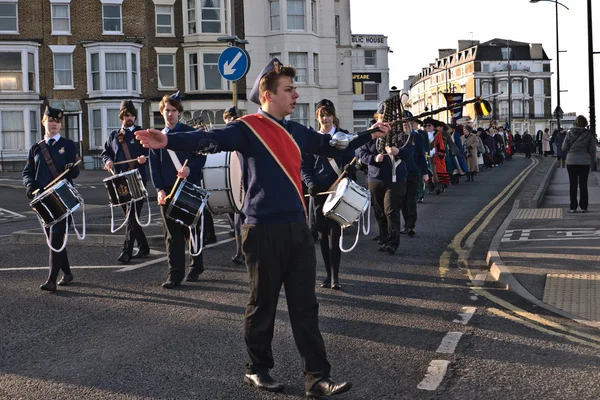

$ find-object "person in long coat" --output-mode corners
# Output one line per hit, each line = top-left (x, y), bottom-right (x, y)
(463, 125), (479, 181)
(554, 128), (567, 168)
(542, 128), (552, 156)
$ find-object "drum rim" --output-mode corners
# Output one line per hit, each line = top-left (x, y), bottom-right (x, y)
(102, 169), (141, 182)
(167, 180), (206, 227)
(203, 152), (242, 214)
(322, 177), (351, 214)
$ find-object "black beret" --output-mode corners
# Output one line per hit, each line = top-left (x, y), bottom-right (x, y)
(119, 100), (136, 115)
(44, 106), (63, 120)
(223, 106), (239, 118)
(316, 99), (335, 110)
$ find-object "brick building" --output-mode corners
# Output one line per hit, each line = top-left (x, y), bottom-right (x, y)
(0, 0), (245, 170)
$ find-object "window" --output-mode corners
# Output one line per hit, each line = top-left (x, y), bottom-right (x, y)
(313, 53), (319, 85)
(499, 100), (509, 118)
(189, 53), (198, 90)
(290, 103), (308, 126)
(499, 80), (508, 94)
(155, 5), (173, 35)
(102, 4), (122, 34)
(501, 47), (512, 60)
(186, 0), (228, 34)
(512, 100), (523, 117)
(269, 0), (280, 31)
(311, 0), (317, 33)
(157, 54), (176, 89)
(89, 106), (124, 149)
(0, 53), (22, 91)
(51, 4), (70, 34)
(335, 15), (340, 45)
(364, 82), (379, 101)
(27, 53), (35, 92)
(2, 111), (24, 150)
(481, 80), (491, 97)
(60, 114), (79, 141)
(203, 53), (221, 90)
(512, 79), (522, 94)
(269, 52), (281, 61)
(534, 99), (544, 116)
(0, 2), (17, 33)
(84, 43), (142, 96)
(534, 79), (544, 95)
(30, 110), (38, 145)
(287, 0), (305, 30)
(53, 53), (73, 88)
(0, 45), (42, 94)
(289, 52), (307, 83)
(364, 50), (376, 67)
(482, 63), (489, 73)
(91, 109), (102, 148)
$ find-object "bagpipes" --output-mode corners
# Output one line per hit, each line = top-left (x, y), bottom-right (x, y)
(376, 93), (411, 154)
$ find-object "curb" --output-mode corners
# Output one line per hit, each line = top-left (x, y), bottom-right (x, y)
(10, 229), (166, 247)
(531, 159), (557, 208)
(486, 165), (600, 329)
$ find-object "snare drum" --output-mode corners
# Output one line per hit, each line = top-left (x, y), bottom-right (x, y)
(322, 178), (370, 227)
(103, 169), (147, 206)
(166, 180), (210, 227)
(202, 152), (244, 214)
(30, 179), (83, 227)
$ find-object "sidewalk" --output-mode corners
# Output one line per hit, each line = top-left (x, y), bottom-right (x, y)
(489, 158), (600, 328)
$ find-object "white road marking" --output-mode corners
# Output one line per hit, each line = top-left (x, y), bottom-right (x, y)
(0, 207), (26, 219)
(470, 295), (478, 301)
(1, 266), (124, 271)
(453, 307), (477, 325)
(436, 332), (463, 354)
(417, 360), (451, 391)
(473, 273), (487, 287)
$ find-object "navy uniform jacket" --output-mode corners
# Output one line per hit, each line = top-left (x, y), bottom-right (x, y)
(101, 125), (149, 182)
(357, 139), (408, 183)
(164, 110), (372, 225)
(23, 136), (80, 190)
(405, 131), (428, 176)
(149, 122), (206, 193)
(301, 129), (355, 193)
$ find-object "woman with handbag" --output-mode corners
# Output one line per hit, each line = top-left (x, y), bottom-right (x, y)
(562, 115), (596, 213)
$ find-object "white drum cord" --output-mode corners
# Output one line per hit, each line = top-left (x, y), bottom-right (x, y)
(361, 201), (371, 236)
(40, 218), (69, 253)
(188, 211), (205, 257)
(339, 216), (361, 253)
(110, 202), (131, 233)
(134, 197), (152, 228)
(71, 202), (86, 241)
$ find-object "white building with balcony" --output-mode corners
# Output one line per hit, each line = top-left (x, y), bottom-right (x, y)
(244, 0), (353, 129)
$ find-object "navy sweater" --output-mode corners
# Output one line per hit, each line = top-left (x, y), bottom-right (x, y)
(23, 136), (80, 190)
(149, 122), (206, 193)
(405, 131), (428, 176)
(357, 139), (408, 183)
(101, 125), (149, 182)
(164, 110), (372, 224)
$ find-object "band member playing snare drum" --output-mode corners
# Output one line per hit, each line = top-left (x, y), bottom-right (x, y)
(101, 100), (150, 264)
(149, 91), (206, 289)
(23, 106), (80, 293)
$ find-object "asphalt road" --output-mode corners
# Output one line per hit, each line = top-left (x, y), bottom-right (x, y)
(1, 155), (599, 400)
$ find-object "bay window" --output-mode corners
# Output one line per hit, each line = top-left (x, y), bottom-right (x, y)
(84, 43), (142, 97)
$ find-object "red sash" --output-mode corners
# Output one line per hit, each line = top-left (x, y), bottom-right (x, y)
(239, 114), (305, 213)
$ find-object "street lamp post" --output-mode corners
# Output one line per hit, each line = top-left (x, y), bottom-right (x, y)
(588, 0), (595, 138)
(530, 0), (569, 130)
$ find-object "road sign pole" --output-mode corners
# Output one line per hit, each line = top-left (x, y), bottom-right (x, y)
(232, 81), (238, 108)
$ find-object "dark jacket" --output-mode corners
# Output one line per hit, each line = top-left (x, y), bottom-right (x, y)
(23, 136), (80, 191)
(357, 139), (408, 183)
(407, 130), (428, 176)
(101, 125), (149, 182)
(149, 122), (206, 193)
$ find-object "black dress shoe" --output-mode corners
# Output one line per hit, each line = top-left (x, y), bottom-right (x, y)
(185, 270), (202, 282)
(117, 252), (131, 264)
(320, 278), (331, 288)
(331, 282), (342, 291)
(306, 377), (352, 398)
(132, 246), (150, 259)
(231, 253), (245, 265)
(244, 372), (284, 392)
(203, 236), (217, 245)
(58, 273), (73, 286)
(384, 244), (397, 255)
(40, 281), (56, 293)
(378, 243), (388, 252)
(400, 228), (408, 234)
(408, 228), (416, 237)
(161, 280), (181, 289)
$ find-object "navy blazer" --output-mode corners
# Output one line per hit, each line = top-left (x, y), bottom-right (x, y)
(23, 136), (80, 190)
(149, 122), (206, 193)
(358, 139), (408, 183)
(163, 110), (372, 224)
(406, 131), (428, 176)
(101, 125), (149, 182)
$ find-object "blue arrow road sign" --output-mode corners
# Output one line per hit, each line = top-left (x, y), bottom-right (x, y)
(218, 47), (251, 82)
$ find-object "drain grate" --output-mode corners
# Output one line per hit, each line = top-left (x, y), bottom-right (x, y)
(543, 274), (600, 321)
(515, 208), (563, 219)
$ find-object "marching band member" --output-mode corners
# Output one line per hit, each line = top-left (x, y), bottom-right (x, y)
(357, 104), (407, 255)
(136, 58), (390, 398)
(301, 99), (355, 290)
(23, 106), (80, 293)
(223, 106), (246, 265)
(149, 91), (206, 289)
(101, 100), (150, 263)
(400, 119), (428, 236)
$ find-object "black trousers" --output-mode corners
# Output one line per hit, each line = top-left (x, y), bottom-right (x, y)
(567, 164), (590, 210)
(45, 218), (72, 283)
(160, 202), (204, 282)
(312, 195), (342, 282)
(242, 222), (330, 390)
(402, 173), (420, 229)
(368, 181), (405, 249)
(122, 197), (149, 255)
(203, 210), (216, 240)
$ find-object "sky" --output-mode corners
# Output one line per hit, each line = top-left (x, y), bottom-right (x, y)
(350, 0), (600, 119)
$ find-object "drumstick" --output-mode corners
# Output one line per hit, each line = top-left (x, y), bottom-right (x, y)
(114, 158), (139, 165)
(304, 190), (335, 198)
(327, 157), (357, 192)
(165, 159), (189, 201)
(33, 159), (82, 196)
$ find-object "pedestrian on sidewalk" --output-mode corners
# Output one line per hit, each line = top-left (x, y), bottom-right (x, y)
(554, 128), (567, 168)
(562, 115), (596, 213)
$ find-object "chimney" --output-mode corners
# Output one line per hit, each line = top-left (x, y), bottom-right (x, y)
(530, 43), (543, 59)
(458, 40), (479, 51)
(438, 48), (456, 59)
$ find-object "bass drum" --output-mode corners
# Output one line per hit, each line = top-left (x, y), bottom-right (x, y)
(202, 152), (244, 214)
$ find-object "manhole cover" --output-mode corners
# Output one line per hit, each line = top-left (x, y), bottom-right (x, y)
(543, 274), (600, 321)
